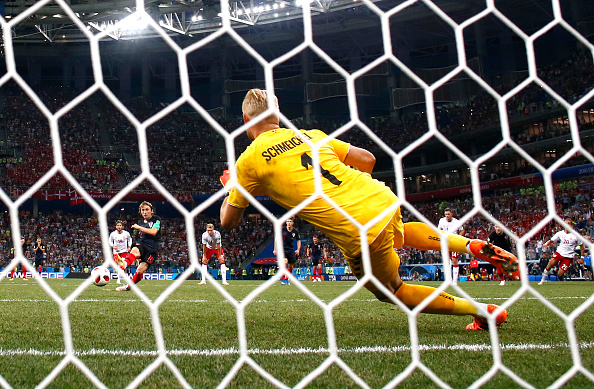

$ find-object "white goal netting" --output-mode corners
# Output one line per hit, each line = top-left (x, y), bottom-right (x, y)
(0, 0), (593, 388)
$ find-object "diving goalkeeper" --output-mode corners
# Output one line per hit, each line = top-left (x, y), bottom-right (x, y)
(220, 89), (520, 331)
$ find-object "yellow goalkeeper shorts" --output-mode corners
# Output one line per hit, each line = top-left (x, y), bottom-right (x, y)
(344, 209), (403, 285)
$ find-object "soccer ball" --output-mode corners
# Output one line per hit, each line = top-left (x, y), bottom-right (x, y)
(91, 267), (111, 287)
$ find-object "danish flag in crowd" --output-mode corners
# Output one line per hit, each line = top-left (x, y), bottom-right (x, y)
(70, 192), (85, 205)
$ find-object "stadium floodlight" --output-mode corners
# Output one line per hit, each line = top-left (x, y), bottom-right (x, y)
(119, 14), (148, 32)
(295, 0), (314, 7)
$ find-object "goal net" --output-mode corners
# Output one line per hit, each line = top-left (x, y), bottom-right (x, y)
(0, 0), (593, 388)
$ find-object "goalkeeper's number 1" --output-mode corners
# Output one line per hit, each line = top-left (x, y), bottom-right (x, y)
(301, 152), (342, 186)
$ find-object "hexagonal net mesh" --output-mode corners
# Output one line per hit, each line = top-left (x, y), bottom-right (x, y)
(0, 0), (594, 388)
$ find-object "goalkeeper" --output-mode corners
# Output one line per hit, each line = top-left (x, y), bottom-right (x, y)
(220, 89), (520, 331)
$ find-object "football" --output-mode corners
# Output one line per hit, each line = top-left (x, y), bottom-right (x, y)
(91, 267), (111, 287)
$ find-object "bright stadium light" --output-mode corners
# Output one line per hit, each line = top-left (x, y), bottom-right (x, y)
(120, 15), (148, 31)
(295, 0), (314, 7)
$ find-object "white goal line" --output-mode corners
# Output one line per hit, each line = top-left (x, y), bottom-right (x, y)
(0, 296), (588, 304)
(1, 342), (593, 358)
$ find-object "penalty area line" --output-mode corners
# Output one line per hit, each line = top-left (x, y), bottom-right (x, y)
(1, 342), (593, 357)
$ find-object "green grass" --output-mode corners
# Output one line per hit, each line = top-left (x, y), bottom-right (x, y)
(0, 279), (593, 388)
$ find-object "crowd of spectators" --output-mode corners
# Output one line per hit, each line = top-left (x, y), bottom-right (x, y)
(82, 97), (227, 194)
(0, 50), (591, 197)
(339, 50), (594, 154)
(0, 86), (123, 192)
(145, 121), (222, 194)
(397, 179), (594, 277)
(0, 89), (231, 194)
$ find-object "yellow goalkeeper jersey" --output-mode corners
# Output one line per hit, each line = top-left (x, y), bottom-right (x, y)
(227, 128), (398, 257)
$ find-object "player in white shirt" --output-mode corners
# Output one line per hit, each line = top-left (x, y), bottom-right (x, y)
(199, 223), (228, 285)
(437, 208), (466, 285)
(109, 221), (132, 284)
(538, 218), (585, 285)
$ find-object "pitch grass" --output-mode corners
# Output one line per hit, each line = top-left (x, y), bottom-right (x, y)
(0, 279), (593, 388)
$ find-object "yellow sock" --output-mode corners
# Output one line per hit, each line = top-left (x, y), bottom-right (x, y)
(401, 222), (470, 253)
(393, 282), (478, 316)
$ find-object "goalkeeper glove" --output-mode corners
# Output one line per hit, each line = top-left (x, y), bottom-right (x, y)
(219, 169), (231, 196)
(220, 169), (231, 188)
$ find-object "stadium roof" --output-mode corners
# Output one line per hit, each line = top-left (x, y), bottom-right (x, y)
(5, 0), (386, 43)
(4, 0), (587, 45)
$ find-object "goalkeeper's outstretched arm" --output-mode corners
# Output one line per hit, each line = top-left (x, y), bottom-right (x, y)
(221, 199), (244, 231)
(342, 145), (375, 174)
